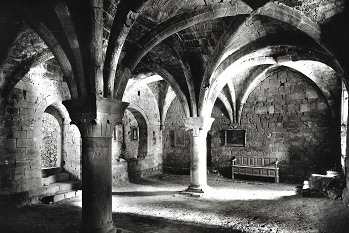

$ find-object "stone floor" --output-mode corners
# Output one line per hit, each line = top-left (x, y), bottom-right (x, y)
(1, 174), (349, 233)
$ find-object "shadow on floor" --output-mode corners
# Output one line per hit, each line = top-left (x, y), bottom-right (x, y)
(128, 177), (168, 186)
(1, 203), (82, 233)
(112, 212), (244, 233)
(112, 190), (180, 197)
(0, 202), (242, 233)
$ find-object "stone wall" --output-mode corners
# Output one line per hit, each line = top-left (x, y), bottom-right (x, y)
(210, 67), (340, 182)
(162, 97), (191, 173)
(41, 112), (60, 168)
(0, 61), (81, 203)
(121, 82), (163, 179)
(42, 103), (81, 180)
(123, 110), (140, 160)
(112, 161), (128, 186)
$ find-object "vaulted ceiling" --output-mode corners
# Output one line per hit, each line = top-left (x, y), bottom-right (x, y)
(0, 0), (348, 122)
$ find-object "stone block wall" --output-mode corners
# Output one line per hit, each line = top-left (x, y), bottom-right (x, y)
(210, 68), (340, 182)
(122, 110), (140, 160)
(112, 161), (129, 187)
(128, 157), (162, 179)
(62, 120), (81, 180)
(121, 82), (163, 179)
(0, 62), (81, 203)
(41, 112), (60, 168)
(163, 97), (191, 173)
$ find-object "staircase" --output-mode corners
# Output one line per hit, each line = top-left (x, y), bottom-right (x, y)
(41, 167), (81, 203)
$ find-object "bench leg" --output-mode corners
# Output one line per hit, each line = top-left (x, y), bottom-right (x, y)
(275, 173), (279, 183)
(232, 170), (235, 179)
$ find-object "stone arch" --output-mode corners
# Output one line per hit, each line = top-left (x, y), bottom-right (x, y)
(162, 87), (179, 128)
(200, 41), (343, 118)
(256, 2), (321, 42)
(41, 102), (82, 180)
(1, 50), (53, 100)
(238, 65), (339, 125)
(137, 60), (191, 117)
(21, 6), (80, 98)
(104, 0), (150, 98)
(122, 2), (253, 71)
(126, 104), (150, 159)
(217, 93), (234, 123)
(41, 105), (63, 169)
(238, 65), (340, 178)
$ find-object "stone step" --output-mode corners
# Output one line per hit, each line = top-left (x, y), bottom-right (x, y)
(53, 190), (82, 203)
(41, 190), (82, 204)
(42, 180), (81, 196)
(42, 167), (63, 178)
(41, 172), (70, 186)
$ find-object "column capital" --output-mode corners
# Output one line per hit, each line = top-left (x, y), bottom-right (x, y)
(183, 117), (215, 137)
(63, 97), (129, 138)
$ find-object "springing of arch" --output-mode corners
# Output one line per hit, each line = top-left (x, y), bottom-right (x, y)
(121, 1), (253, 71)
(138, 59), (191, 117)
(1, 49), (53, 99)
(198, 2), (349, 120)
(104, 0), (150, 98)
(217, 93), (234, 123)
(200, 38), (344, 118)
(49, 0), (85, 98)
(21, 6), (80, 99)
(161, 86), (177, 129)
(166, 35), (198, 117)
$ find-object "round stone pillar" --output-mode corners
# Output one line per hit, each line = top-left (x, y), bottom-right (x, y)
(63, 97), (129, 233)
(183, 117), (214, 193)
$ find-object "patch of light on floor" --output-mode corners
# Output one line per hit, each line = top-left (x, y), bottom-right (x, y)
(111, 195), (227, 227)
(202, 187), (297, 201)
(68, 199), (82, 207)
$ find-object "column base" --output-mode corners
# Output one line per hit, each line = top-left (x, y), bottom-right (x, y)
(82, 225), (117, 233)
(181, 184), (212, 196)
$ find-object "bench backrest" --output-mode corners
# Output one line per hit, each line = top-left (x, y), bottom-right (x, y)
(234, 156), (277, 167)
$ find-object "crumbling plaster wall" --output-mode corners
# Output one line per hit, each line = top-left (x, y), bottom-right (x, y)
(0, 62), (81, 202)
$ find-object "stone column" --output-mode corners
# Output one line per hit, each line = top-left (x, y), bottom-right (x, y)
(63, 97), (129, 233)
(183, 117), (214, 193)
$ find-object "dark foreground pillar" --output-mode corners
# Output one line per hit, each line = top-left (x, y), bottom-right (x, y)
(64, 97), (129, 233)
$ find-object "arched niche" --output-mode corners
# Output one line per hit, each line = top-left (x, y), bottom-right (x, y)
(41, 102), (82, 181)
(115, 105), (150, 161)
(41, 105), (63, 168)
(127, 108), (148, 158)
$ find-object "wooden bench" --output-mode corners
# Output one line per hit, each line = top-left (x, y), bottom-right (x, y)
(232, 156), (279, 183)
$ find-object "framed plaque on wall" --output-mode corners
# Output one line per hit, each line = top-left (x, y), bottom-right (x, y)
(131, 127), (138, 140)
(225, 129), (246, 147)
(174, 130), (185, 147)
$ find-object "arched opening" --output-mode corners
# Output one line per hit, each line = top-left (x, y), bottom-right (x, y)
(111, 106), (150, 182)
(111, 123), (129, 184)
(41, 109), (62, 169)
(40, 103), (82, 190)
(123, 108), (149, 160)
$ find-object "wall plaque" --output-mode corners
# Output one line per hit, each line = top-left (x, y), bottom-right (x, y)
(225, 129), (246, 147)
(131, 127), (138, 140)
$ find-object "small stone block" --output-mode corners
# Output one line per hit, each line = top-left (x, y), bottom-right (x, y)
(45, 185), (60, 194)
(64, 191), (76, 199)
(57, 173), (69, 182)
(53, 193), (65, 202)
(42, 175), (58, 186)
